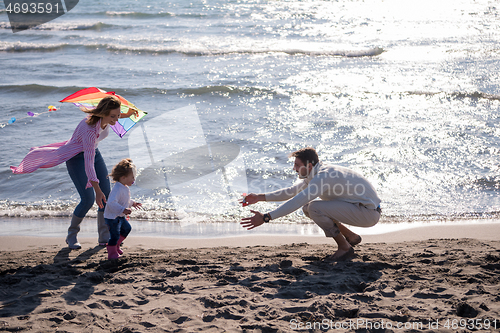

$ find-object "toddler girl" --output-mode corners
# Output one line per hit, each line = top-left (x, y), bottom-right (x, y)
(104, 158), (142, 259)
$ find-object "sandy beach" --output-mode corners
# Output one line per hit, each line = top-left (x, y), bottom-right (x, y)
(1, 222), (500, 332)
(2, 0), (500, 331)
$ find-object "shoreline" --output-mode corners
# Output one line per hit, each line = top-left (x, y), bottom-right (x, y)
(1, 220), (499, 251)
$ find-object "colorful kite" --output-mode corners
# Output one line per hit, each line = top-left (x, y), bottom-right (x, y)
(60, 87), (147, 138)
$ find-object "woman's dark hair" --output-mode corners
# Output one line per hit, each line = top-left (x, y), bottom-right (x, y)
(82, 95), (121, 126)
(109, 158), (135, 182)
(289, 147), (319, 166)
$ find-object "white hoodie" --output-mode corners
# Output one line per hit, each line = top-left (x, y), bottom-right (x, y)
(266, 161), (381, 220)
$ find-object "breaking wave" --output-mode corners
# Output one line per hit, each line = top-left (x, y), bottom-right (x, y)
(406, 90), (500, 101)
(2, 84), (499, 105)
(0, 21), (115, 31)
(102, 11), (174, 18)
(0, 39), (383, 58)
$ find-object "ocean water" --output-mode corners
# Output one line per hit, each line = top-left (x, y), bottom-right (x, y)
(1, 0), (500, 232)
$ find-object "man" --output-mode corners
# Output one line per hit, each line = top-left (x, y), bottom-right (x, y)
(241, 147), (381, 262)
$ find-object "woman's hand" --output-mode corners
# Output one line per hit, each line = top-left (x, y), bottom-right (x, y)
(132, 202), (142, 209)
(120, 107), (139, 118)
(91, 181), (107, 209)
(95, 190), (107, 209)
(123, 208), (132, 215)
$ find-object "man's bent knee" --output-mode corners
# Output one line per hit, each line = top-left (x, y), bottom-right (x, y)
(307, 201), (323, 218)
(302, 203), (311, 218)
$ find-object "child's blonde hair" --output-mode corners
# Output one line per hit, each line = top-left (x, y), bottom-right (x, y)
(109, 158), (136, 182)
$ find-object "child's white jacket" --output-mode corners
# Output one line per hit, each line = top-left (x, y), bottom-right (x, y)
(104, 182), (135, 219)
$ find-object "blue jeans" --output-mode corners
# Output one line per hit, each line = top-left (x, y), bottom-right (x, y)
(105, 216), (132, 246)
(66, 148), (110, 218)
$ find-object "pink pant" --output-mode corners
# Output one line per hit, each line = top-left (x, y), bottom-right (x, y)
(303, 200), (380, 237)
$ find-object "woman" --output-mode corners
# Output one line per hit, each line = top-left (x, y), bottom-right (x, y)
(11, 95), (136, 249)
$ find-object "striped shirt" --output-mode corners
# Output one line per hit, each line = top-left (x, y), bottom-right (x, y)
(10, 117), (110, 189)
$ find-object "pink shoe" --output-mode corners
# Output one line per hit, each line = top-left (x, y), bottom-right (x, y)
(107, 245), (121, 260)
(117, 236), (126, 255)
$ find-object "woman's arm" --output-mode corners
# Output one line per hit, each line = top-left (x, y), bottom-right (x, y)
(120, 108), (139, 118)
(82, 121), (105, 207)
(82, 130), (99, 189)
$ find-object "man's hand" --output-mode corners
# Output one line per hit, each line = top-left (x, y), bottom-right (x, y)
(239, 193), (264, 206)
(240, 210), (265, 230)
(132, 202), (142, 209)
(123, 208), (132, 215)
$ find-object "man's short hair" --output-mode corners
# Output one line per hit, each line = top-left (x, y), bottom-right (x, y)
(289, 147), (319, 166)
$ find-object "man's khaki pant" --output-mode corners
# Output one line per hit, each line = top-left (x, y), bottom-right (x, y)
(303, 200), (380, 237)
